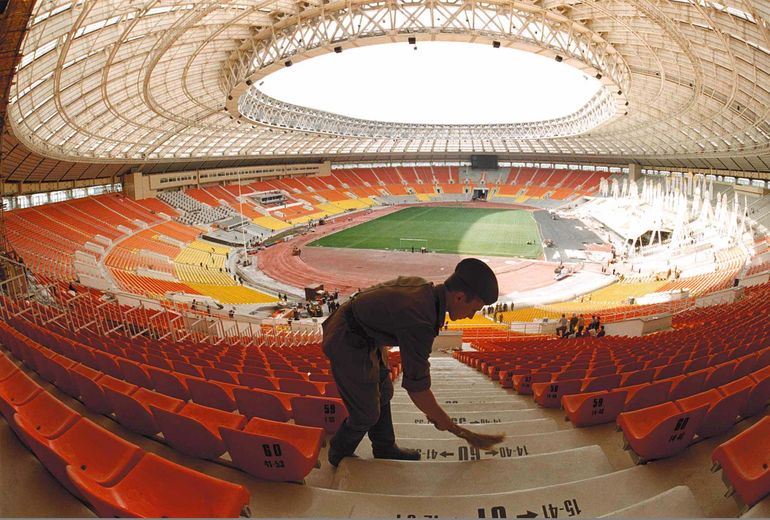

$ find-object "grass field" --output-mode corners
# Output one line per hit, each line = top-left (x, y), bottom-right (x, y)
(308, 207), (543, 258)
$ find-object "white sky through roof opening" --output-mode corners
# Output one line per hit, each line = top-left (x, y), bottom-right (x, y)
(259, 41), (602, 125)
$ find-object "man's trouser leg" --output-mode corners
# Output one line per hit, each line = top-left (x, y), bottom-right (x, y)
(367, 363), (395, 452)
(327, 347), (382, 466)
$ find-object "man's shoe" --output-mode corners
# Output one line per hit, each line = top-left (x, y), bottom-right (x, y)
(372, 445), (421, 461)
(328, 449), (358, 467)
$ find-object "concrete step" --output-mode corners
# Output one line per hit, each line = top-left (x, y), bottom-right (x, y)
(332, 445), (613, 495)
(394, 418), (557, 438)
(392, 408), (546, 424)
(351, 427), (609, 461)
(390, 401), (533, 413)
(247, 466), (682, 517)
(598, 486), (703, 517)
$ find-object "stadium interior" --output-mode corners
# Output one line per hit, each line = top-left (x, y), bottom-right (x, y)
(0, 0), (769, 518)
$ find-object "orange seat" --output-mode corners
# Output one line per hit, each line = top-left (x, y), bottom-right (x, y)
(677, 386), (750, 438)
(172, 360), (204, 378)
(617, 401), (708, 462)
(12, 390), (80, 445)
(587, 365), (617, 378)
(151, 403), (245, 459)
(220, 417), (323, 481)
(324, 382), (340, 398)
(0, 352), (19, 382)
(238, 373), (278, 391)
(562, 389), (628, 427)
(513, 372), (551, 395)
(0, 370), (44, 419)
(308, 373), (335, 383)
(22, 417), (143, 498)
(92, 350), (123, 379)
(105, 386), (184, 436)
(705, 361), (737, 390)
(278, 378), (324, 397)
(290, 395), (348, 433)
(743, 369), (770, 417)
(147, 366), (190, 401)
(48, 359), (82, 398)
(202, 366), (238, 384)
(67, 452), (250, 518)
(117, 359), (154, 389)
(668, 369), (710, 401)
(187, 378), (237, 411)
(654, 361), (687, 380)
(712, 416), (770, 507)
(232, 387), (292, 422)
(532, 379), (582, 408)
(732, 355), (758, 379)
(620, 368), (655, 387)
(582, 373), (622, 393)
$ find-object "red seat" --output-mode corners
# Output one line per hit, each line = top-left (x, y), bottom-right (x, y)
(712, 416), (770, 507)
(705, 361), (737, 390)
(582, 373), (622, 393)
(617, 401), (709, 462)
(72, 372), (133, 416)
(732, 355), (758, 379)
(290, 395), (348, 433)
(512, 372), (551, 395)
(0, 353), (19, 382)
(202, 366), (238, 384)
(562, 389), (628, 427)
(278, 378), (324, 397)
(146, 354), (172, 370)
(677, 386), (750, 438)
(309, 373), (335, 383)
(0, 370), (44, 419)
(684, 356), (709, 372)
(14, 390), (76, 447)
(588, 365), (617, 378)
(67, 452), (250, 518)
(221, 416), (323, 481)
(147, 366), (190, 401)
(22, 417), (143, 498)
(151, 403), (245, 459)
(668, 369), (710, 400)
(744, 368), (770, 417)
(232, 387), (292, 422)
(620, 368), (655, 387)
(105, 386), (184, 436)
(324, 382), (340, 398)
(654, 361), (687, 380)
(238, 372), (278, 390)
(117, 359), (154, 389)
(92, 350), (123, 379)
(273, 369), (304, 380)
(187, 378), (237, 411)
(172, 360), (204, 378)
(533, 379), (582, 408)
(554, 369), (586, 381)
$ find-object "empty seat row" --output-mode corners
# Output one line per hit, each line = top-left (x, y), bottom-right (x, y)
(0, 351), (249, 517)
(1, 323), (335, 482)
(614, 364), (770, 462)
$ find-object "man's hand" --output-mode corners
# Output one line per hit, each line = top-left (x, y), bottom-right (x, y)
(452, 426), (505, 450)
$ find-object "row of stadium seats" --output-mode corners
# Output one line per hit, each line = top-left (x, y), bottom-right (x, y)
(0, 350), (250, 517)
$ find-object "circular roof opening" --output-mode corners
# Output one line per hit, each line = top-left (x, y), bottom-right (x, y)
(258, 41), (602, 125)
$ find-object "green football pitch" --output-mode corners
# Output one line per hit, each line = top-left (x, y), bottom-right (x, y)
(308, 207), (543, 258)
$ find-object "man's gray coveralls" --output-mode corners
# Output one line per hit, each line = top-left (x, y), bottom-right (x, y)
(322, 276), (446, 460)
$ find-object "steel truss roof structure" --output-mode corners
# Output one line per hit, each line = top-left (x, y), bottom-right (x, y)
(4, 0), (770, 177)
